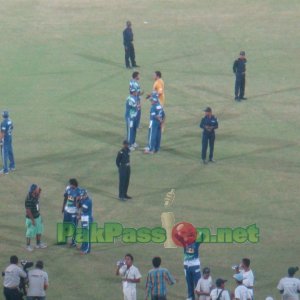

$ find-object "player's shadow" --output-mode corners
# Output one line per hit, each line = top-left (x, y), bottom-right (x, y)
(76, 53), (124, 69)
(250, 85), (300, 99)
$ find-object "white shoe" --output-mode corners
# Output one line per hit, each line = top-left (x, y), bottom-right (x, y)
(133, 143), (139, 148)
(144, 147), (150, 151)
(35, 243), (47, 249)
(26, 245), (34, 252)
(129, 146), (135, 151)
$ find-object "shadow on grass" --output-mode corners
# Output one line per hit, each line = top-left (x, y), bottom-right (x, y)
(251, 85), (300, 99)
(67, 127), (124, 144)
(20, 149), (101, 168)
(76, 53), (124, 69)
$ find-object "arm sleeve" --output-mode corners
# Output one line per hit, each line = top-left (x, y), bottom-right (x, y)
(277, 279), (283, 291)
(233, 60), (237, 73)
(116, 152), (121, 168)
(166, 270), (176, 285)
(214, 118), (219, 129)
(134, 268), (142, 280)
(224, 290), (231, 300)
(19, 268), (27, 278)
(195, 279), (201, 292)
(123, 30), (126, 46)
(44, 273), (49, 285)
(199, 118), (205, 129)
(234, 288), (240, 299)
(145, 273), (152, 296)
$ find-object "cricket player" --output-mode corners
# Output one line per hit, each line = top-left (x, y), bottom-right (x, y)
(144, 92), (165, 154)
(183, 241), (201, 300)
(129, 71), (143, 130)
(78, 188), (93, 254)
(152, 71), (165, 107)
(116, 253), (142, 300)
(61, 178), (81, 247)
(125, 88), (139, 150)
(0, 111), (15, 175)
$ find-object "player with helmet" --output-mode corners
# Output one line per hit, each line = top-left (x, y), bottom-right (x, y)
(144, 92), (165, 154)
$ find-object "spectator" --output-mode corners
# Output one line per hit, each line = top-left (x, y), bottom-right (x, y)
(277, 267), (300, 300)
(195, 267), (213, 300)
(3, 255), (26, 300)
(27, 260), (49, 300)
(210, 278), (231, 300)
(145, 256), (176, 300)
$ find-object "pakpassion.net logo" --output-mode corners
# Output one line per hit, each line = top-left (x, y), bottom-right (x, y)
(57, 222), (259, 246)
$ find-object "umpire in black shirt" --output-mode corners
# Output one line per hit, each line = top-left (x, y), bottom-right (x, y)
(123, 21), (139, 69)
(116, 140), (132, 201)
(233, 51), (247, 101)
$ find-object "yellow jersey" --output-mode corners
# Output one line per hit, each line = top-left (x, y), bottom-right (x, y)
(153, 78), (165, 106)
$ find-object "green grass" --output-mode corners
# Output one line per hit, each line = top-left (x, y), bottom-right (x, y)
(1, 0), (300, 299)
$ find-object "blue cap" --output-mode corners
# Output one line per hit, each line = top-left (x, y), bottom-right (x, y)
(29, 184), (38, 194)
(233, 273), (244, 282)
(150, 91), (159, 102)
(2, 111), (9, 118)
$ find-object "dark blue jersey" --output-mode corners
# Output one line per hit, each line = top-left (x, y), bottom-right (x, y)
(123, 27), (133, 47)
(64, 186), (80, 212)
(1, 118), (13, 143)
(233, 58), (247, 76)
(200, 115), (218, 135)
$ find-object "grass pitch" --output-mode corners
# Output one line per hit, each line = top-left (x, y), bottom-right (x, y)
(1, 0), (300, 299)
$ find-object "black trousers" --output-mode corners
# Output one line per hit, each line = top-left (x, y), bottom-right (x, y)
(235, 74), (246, 99)
(125, 43), (136, 68)
(119, 165), (130, 198)
(3, 287), (22, 300)
(202, 133), (215, 160)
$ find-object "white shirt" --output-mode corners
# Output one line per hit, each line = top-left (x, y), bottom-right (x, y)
(277, 277), (300, 300)
(195, 276), (212, 300)
(242, 269), (254, 296)
(3, 264), (26, 288)
(210, 288), (231, 300)
(119, 265), (142, 290)
(235, 285), (251, 300)
(27, 269), (49, 297)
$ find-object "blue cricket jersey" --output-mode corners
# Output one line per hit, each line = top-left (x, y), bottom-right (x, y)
(125, 95), (138, 119)
(184, 242), (201, 266)
(64, 186), (80, 214)
(150, 103), (165, 126)
(1, 118), (13, 143)
(129, 79), (141, 101)
(80, 197), (93, 219)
